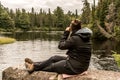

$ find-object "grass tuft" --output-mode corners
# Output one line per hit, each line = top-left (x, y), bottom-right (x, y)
(0, 37), (16, 44)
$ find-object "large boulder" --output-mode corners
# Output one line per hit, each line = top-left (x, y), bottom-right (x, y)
(2, 67), (120, 80)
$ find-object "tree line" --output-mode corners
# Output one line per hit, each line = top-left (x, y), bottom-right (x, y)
(0, 2), (79, 31)
(0, 0), (120, 41)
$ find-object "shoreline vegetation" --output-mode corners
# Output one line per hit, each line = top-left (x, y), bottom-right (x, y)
(0, 27), (65, 32)
(0, 24), (95, 33)
(112, 51), (120, 67)
(0, 37), (16, 44)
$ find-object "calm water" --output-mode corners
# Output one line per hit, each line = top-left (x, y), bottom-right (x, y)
(0, 31), (120, 79)
(0, 31), (66, 79)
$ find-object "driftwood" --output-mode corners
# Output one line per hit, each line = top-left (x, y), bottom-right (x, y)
(96, 21), (112, 39)
(96, 2), (116, 39)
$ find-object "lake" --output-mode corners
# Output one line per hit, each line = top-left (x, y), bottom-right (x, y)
(0, 31), (120, 79)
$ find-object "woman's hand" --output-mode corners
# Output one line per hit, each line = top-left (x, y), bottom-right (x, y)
(65, 27), (71, 31)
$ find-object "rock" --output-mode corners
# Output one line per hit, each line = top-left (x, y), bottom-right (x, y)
(98, 56), (120, 71)
(2, 67), (57, 80)
(90, 55), (120, 71)
(2, 67), (120, 80)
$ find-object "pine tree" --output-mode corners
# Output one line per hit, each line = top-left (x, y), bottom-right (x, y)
(115, 0), (120, 26)
(48, 8), (53, 28)
(81, 0), (91, 24)
(9, 9), (15, 20)
(53, 6), (64, 27)
(29, 7), (35, 28)
(20, 9), (30, 30)
(75, 9), (78, 19)
(91, 0), (95, 24)
(15, 9), (30, 31)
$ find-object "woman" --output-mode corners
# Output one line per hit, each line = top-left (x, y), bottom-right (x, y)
(25, 19), (92, 75)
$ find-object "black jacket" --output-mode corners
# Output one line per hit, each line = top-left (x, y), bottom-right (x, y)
(58, 28), (92, 73)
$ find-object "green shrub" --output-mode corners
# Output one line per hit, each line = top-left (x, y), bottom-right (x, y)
(0, 37), (16, 44)
(112, 52), (120, 67)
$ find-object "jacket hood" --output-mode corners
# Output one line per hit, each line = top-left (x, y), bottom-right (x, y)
(75, 27), (93, 41)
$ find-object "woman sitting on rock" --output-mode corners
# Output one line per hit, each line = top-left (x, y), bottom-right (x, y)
(25, 19), (92, 76)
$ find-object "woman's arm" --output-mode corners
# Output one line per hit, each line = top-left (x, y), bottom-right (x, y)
(58, 27), (76, 50)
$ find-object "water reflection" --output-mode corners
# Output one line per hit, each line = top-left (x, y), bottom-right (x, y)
(1, 31), (120, 54)
(92, 39), (120, 56)
(2, 31), (62, 41)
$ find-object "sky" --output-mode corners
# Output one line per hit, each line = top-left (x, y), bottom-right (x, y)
(0, 0), (98, 14)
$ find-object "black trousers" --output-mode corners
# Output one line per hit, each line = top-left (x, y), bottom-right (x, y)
(33, 55), (76, 75)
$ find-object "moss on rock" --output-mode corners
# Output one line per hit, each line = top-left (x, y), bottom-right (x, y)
(112, 53), (120, 67)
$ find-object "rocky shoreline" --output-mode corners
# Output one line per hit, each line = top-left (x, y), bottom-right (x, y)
(2, 67), (120, 80)
(2, 55), (120, 80)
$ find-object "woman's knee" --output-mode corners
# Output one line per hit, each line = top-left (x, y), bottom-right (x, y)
(49, 55), (65, 61)
(49, 55), (58, 60)
(47, 55), (67, 65)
